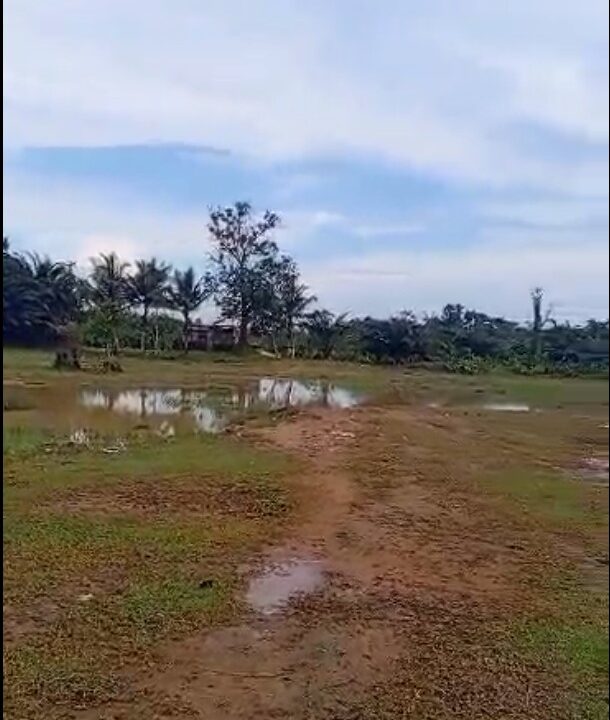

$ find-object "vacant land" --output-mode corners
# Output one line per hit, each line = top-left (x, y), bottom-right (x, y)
(3, 348), (608, 719)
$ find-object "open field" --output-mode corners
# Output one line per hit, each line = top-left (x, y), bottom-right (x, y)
(3, 348), (609, 719)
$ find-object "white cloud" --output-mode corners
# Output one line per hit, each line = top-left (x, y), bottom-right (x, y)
(353, 223), (425, 238)
(304, 237), (609, 323)
(4, 169), (607, 324)
(2, 171), (210, 270)
(3, 0), (608, 194)
(3, 1), (608, 323)
(480, 198), (609, 229)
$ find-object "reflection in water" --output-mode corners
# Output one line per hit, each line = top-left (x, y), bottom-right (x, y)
(481, 402), (530, 413)
(577, 457), (609, 483)
(80, 388), (224, 432)
(79, 378), (361, 433)
(246, 558), (325, 615)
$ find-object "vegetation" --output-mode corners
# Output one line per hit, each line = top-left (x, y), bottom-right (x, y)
(3, 200), (608, 375)
(168, 267), (210, 352)
(3, 349), (608, 718)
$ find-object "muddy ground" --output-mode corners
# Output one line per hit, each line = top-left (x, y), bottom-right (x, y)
(3, 351), (609, 719)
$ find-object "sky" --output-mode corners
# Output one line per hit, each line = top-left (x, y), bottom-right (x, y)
(3, 0), (609, 323)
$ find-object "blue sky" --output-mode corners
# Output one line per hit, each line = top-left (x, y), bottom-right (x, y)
(3, 0), (609, 322)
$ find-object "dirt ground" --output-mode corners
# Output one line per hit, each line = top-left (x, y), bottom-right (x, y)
(67, 403), (607, 719)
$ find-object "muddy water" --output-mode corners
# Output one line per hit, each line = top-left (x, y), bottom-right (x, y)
(576, 457), (609, 484)
(481, 402), (530, 412)
(3, 378), (362, 435)
(246, 558), (325, 615)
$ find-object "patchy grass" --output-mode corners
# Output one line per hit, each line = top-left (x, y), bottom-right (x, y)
(515, 618), (609, 720)
(4, 432), (294, 504)
(4, 643), (124, 715)
(4, 349), (609, 719)
(480, 468), (606, 529)
(3, 426), (51, 456)
(517, 619), (608, 678)
(3, 411), (296, 718)
(121, 577), (233, 638)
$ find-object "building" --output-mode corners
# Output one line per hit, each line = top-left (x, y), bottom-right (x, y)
(186, 320), (236, 350)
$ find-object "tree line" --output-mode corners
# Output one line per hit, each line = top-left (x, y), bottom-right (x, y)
(3, 202), (608, 375)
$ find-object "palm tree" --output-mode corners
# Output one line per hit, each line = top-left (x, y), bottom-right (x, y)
(303, 309), (348, 359)
(3, 242), (47, 342)
(168, 267), (209, 352)
(274, 257), (316, 357)
(89, 252), (130, 354)
(28, 253), (82, 326)
(127, 258), (172, 352)
(530, 287), (553, 363)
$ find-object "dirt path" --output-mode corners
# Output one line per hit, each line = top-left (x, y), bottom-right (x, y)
(84, 404), (596, 719)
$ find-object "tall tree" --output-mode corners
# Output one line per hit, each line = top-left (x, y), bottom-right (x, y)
(273, 256), (316, 357)
(303, 309), (348, 359)
(207, 202), (280, 347)
(249, 255), (315, 356)
(3, 240), (46, 342)
(357, 312), (424, 364)
(168, 267), (209, 352)
(128, 258), (172, 352)
(28, 253), (82, 327)
(3, 242), (82, 345)
(530, 287), (553, 362)
(89, 252), (130, 354)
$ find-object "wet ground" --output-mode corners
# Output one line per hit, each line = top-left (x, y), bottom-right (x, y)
(3, 377), (362, 434)
(3, 352), (609, 720)
(481, 401), (530, 412)
(246, 556), (326, 615)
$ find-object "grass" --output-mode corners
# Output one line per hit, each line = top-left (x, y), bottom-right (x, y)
(3, 347), (608, 718)
(4, 431), (295, 506)
(480, 467), (606, 528)
(3, 425), (51, 456)
(5, 644), (123, 712)
(515, 618), (609, 720)
(121, 577), (233, 637)
(518, 619), (608, 678)
(3, 395), (296, 717)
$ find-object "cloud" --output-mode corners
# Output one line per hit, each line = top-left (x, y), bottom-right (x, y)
(3, 2), (607, 324)
(4, 167), (607, 324)
(304, 236), (609, 323)
(479, 198), (609, 229)
(2, 170), (209, 270)
(3, 0), (608, 195)
(353, 223), (425, 238)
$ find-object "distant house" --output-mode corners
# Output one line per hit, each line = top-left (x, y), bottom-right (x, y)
(186, 320), (237, 350)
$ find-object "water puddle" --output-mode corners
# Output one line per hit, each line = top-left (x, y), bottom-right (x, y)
(481, 402), (530, 413)
(246, 558), (325, 615)
(3, 378), (362, 436)
(576, 457), (609, 484)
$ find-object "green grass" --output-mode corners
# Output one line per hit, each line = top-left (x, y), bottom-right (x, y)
(4, 431), (295, 502)
(3, 347), (54, 374)
(486, 374), (609, 409)
(4, 644), (123, 713)
(3, 398), (297, 717)
(480, 468), (605, 528)
(121, 577), (232, 637)
(4, 348), (608, 718)
(515, 618), (609, 720)
(518, 619), (608, 677)
(3, 425), (51, 456)
(4, 513), (259, 556)
(3, 513), (263, 604)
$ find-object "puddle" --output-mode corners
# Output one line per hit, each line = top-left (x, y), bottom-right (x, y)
(246, 558), (325, 615)
(481, 402), (530, 413)
(576, 457), (609, 484)
(3, 378), (362, 436)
